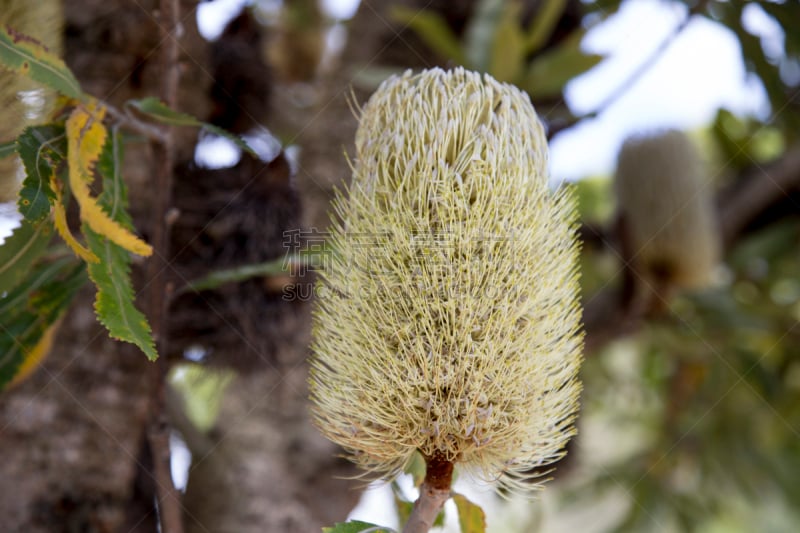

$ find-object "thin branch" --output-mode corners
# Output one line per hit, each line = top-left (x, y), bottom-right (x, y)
(718, 143), (800, 247)
(145, 0), (183, 532)
(403, 454), (453, 533)
(105, 103), (167, 143)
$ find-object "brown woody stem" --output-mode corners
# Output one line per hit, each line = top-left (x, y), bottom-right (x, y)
(145, 0), (183, 532)
(403, 453), (453, 533)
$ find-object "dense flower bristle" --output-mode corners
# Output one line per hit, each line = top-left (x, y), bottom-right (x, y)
(309, 68), (583, 495)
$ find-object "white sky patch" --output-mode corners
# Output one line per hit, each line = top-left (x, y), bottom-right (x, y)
(194, 133), (242, 168)
(549, 0), (770, 181)
(197, 0), (252, 40)
(320, 0), (360, 20)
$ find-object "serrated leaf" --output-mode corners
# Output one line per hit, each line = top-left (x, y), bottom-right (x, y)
(391, 7), (466, 65)
(16, 124), (66, 222)
(66, 103), (152, 257)
(0, 260), (86, 390)
(322, 520), (394, 533)
(452, 493), (486, 533)
(0, 26), (82, 99)
(0, 219), (52, 293)
(523, 31), (603, 99)
(84, 129), (157, 360)
(127, 97), (258, 158)
(524, 0), (568, 54)
(0, 140), (16, 159)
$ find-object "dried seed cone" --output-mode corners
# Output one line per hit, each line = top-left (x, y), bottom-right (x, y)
(614, 130), (720, 289)
(310, 68), (583, 494)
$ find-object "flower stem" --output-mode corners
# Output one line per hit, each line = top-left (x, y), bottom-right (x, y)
(403, 453), (453, 533)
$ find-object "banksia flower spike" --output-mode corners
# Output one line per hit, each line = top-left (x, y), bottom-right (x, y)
(614, 130), (720, 290)
(310, 68), (583, 509)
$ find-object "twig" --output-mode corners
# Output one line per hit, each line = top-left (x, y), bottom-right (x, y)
(403, 453), (453, 533)
(145, 0), (183, 532)
(718, 143), (800, 247)
(105, 103), (167, 143)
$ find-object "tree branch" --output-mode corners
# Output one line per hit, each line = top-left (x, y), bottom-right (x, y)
(145, 0), (183, 532)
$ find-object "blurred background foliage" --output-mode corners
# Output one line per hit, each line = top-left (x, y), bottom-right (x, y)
(177, 0), (800, 531)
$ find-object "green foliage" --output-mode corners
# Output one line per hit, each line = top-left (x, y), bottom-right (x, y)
(322, 520), (394, 533)
(0, 25), (81, 98)
(84, 129), (156, 360)
(0, 140), (16, 159)
(391, 0), (604, 100)
(571, 217), (800, 531)
(452, 493), (486, 533)
(168, 363), (235, 432)
(0, 257), (86, 388)
(16, 124), (65, 222)
(127, 97), (258, 157)
(0, 219), (52, 294)
(0, 22), (277, 381)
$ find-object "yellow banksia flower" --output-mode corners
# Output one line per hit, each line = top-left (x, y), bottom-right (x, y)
(310, 68), (583, 495)
(614, 130), (720, 289)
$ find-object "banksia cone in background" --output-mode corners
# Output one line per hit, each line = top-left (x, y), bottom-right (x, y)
(614, 130), (720, 290)
(310, 67), (583, 506)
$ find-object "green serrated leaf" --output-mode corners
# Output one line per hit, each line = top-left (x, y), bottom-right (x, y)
(322, 520), (394, 533)
(524, 0), (568, 54)
(391, 7), (466, 65)
(0, 140), (16, 159)
(452, 493), (486, 533)
(0, 219), (53, 294)
(523, 31), (603, 99)
(85, 226), (156, 360)
(84, 129), (157, 360)
(16, 124), (66, 222)
(127, 97), (258, 157)
(0, 260), (86, 389)
(0, 26), (82, 99)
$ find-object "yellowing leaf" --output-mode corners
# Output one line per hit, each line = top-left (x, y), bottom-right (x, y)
(8, 319), (60, 388)
(66, 103), (152, 257)
(50, 173), (99, 263)
(0, 26), (82, 98)
(452, 493), (486, 533)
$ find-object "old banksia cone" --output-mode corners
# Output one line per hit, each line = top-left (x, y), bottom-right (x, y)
(614, 130), (720, 290)
(310, 68), (583, 495)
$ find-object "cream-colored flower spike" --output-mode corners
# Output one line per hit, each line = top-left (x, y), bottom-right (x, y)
(615, 130), (720, 289)
(310, 68), (583, 496)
